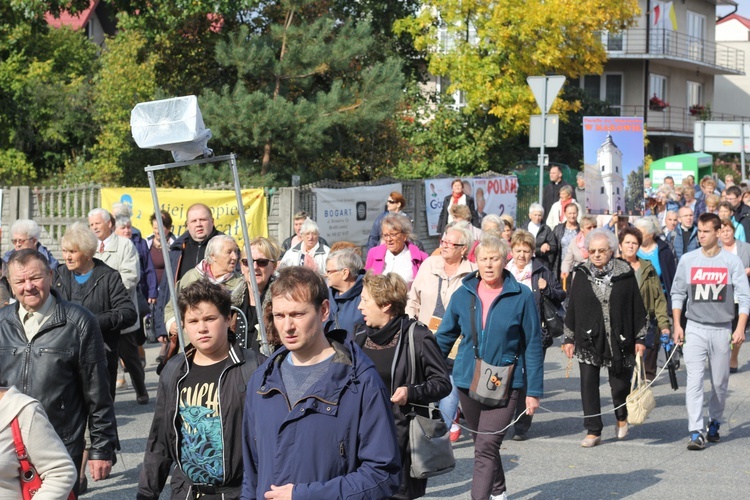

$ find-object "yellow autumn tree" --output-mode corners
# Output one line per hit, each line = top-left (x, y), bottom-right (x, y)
(396, 0), (640, 135)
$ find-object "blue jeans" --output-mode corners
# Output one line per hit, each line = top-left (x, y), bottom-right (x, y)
(440, 374), (460, 425)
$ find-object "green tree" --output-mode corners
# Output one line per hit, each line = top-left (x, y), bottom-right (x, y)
(625, 164), (644, 213)
(200, 0), (405, 179)
(0, 25), (99, 181)
(396, 0), (640, 137)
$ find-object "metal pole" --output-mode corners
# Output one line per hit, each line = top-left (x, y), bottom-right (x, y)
(539, 79), (548, 204)
(742, 122), (747, 181)
(147, 170), (186, 354)
(229, 154), (270, 356)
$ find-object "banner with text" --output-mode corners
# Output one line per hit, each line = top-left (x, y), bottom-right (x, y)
(101, 188), (268, 246)
(313, 183), (402, 246)
(424, 176), (518, 236)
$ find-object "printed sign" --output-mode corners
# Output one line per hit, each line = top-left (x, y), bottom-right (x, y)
(313, 183), (402, 246)
(690, 267), (728, 303)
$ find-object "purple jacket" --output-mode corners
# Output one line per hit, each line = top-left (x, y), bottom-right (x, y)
(365, 243), (429, 279)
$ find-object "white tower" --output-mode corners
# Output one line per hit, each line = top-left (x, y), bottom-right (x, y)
(597, 134), (625, 212)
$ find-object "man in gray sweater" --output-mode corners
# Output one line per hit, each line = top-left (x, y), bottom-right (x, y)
(671, 212), (750, 451)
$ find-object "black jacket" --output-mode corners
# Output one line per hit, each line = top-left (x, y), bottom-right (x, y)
(551, 222), (579, 278)
(353, 316), (451, 499)
(437, 194), (481, 235)
(0, 291), (118, 461)
(154, 228), (223, 339)
(542, 180), (572, 219)
(530, 259), (566, 347)
(137, 343), (265, 499)
(564, 260), (647, 373)
(521, 219), (558, 269)
(655, 238), (677, 311)
(53, 259), (138, 352)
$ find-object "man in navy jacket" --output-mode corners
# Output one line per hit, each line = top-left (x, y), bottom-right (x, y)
(241, 267), (400, 500)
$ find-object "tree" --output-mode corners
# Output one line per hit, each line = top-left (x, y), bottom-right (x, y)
(625, 164), (644, 213)
(396, 0), (639, 137)
(0, 25), (99, 181)
(200, 0), (405, 179)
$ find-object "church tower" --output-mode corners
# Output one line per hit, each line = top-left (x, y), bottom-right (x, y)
(597, 134), (625, 212)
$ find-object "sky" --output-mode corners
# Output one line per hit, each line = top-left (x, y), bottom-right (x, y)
(722, 3), (750, 18)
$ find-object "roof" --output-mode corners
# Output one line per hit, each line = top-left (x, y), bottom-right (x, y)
(717, 13), (750, 29)
(44, 0), (98, 31)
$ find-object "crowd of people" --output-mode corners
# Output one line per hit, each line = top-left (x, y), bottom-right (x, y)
(0, 170), (749, 499)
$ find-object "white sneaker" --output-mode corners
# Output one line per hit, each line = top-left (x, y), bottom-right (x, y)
(490, 493), (507, 500)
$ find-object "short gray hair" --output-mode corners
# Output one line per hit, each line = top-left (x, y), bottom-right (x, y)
(585, 228), (618, 253)
(10, 219), (40, 240)
(634, 216), (658, 237)
(382, 213), (413, 237)
(576, 171), (585, 180)
(61, 222), (98, 258)
(444, 221), (474, 248)
(529, 203), (544, 216)
(205, 235), (238, 264)
(114, 215), (131, 229)
(328, 249), (363, 276)
(560, 185), (574, 197)
(111, 203), (132, 219)
(476, 235), (510, 263)
(481, 214), (503, 232)
(580, 214), (598, 228)
(88, 208), (112, 223)
(299, 218), (319, 236)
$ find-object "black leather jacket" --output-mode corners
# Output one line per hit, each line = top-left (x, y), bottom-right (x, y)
(0, 291), (118, 461)
(137, 342), (265, 499)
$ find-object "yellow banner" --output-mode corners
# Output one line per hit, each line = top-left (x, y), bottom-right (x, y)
(100, 188), (267, 245)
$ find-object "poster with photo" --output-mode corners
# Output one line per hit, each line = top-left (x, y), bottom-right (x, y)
(582, 117), (645, 215)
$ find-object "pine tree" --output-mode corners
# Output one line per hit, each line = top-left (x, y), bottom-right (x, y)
(201, 0), (405, 179)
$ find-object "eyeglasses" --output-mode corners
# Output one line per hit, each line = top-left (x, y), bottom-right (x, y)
(325, 268), (343, 275)
(387, 199), (397, 204)
(588, 248), (610, 255)
(241, 258), (275, 267)
(440, 239), (465, 249)
(11, 238), (30, 245)
(382, 232), (402, 240)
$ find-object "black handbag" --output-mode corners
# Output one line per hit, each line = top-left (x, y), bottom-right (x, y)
(540, 293), (564, 338)
(406, 322), (456, 479)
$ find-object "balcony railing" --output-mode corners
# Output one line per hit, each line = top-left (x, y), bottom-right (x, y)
(616, 104), (750, 134)
(604, 29), (744, 73)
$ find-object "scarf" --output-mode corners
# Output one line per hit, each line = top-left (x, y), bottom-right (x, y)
(451, 194), (462, 205)
(576, 231), (589, 259)
(506, 260), (532, 289)
(364, 315), (405, 348)
(196, 259), (234, 285)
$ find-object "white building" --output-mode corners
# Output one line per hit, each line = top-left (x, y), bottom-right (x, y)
(585, 134), (625, 213)
(713, 13), (750, 118)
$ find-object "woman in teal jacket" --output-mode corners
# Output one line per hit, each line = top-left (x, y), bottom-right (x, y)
(435, 236), (544, 500)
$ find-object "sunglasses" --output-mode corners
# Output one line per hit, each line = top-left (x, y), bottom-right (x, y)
(241, 258), (275, 267)
(387, 199), (397, 204)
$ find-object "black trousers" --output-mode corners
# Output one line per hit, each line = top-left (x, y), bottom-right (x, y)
(579, 362), (631, 436)
(513, 345), (549, 435)
(119, 331), (148, 398)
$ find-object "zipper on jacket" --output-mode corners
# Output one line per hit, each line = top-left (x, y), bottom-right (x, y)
(214, 352), (239, 486)
(21, 341), (32, 393)
(172, 357), (191, 471)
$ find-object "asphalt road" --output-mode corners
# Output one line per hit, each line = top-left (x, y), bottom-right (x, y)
(86, 342), (750, 499)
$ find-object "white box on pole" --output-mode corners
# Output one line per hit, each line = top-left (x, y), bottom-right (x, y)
(530, 115), (559, 148)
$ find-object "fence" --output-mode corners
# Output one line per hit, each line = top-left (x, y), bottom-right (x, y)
(2, 171), (560, 258)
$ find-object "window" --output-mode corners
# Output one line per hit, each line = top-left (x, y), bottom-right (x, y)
(650, 74), (668, 102)
(616, 166), (619, 173)
(601, 187), (605, 194)
(581, 74), (623, 109)
(601, 165), (605, 172)
(602, 31), (624, 52)
(687, 81), (702, 107)
(437, 76), (467, 109)
(617, 187), (620, 194)
(687, 11), (706, 61)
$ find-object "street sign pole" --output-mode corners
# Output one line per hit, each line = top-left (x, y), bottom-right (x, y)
(539, 84), (548, 203)
(742, 122), (747, 181)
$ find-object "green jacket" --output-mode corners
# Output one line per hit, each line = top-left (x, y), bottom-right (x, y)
(634, 258), (670, 331)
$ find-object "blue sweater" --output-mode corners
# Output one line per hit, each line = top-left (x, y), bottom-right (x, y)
(435, 270), (544, 398)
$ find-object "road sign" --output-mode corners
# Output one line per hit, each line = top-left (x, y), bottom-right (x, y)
(538, 154), (549, 166)
(530, 115), (559, 148)
(527, 76), (566, 113)
(694, 121), (750, 153)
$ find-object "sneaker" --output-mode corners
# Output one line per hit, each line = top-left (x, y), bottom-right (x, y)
(449, 425), (461, 442)
(490, 493), (507, 500)
(706, 420), (721, 443)
(512, 431), (528, 441)
(687, 432), (705, 450)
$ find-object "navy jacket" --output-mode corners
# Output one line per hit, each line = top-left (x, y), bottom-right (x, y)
(435, 270), (544, 398)
(674, 225), (699, 260)
(325, 272), (365, 336)
(241, 331), (401, 500)
(131, 230), (158, 300)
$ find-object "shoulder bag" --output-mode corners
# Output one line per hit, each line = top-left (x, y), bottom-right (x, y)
(540, 293), (564, 338)
(11, 416), (76, 500)
(407, 322), (456, 479)
(468, 295), (518, 408)
(626, 354), (656, 425)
